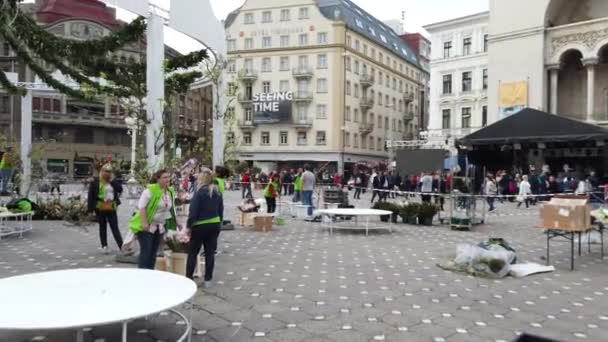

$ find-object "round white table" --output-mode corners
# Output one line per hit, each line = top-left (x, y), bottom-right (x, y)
(0, 268), (197, 342)
(316, 208), (393, 235)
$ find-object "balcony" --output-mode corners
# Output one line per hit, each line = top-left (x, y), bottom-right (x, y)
(292, 66), (313, 78)
(238, 68), (258, 82)
(359, 97), (374, 111)
(360, 74), (374, 88)
(403, 111), (415, 121)
(237, 94), (254, 104)
(404, 92), (414, 104)
(292, 118), (313, 129)
(32, 111), (126, 129)
(293, 91), (313, 102)
(238, 119), (257, 130)
(359, 122), (374, 135)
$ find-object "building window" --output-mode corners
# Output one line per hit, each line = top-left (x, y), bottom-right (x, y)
(42, 98), (51, 112)
(463, 37), (471, 56)
(317, 32), (328, 45)
(279, 80), (289, 92)
(262, 36), (272, 48)
(280, 56), (290, 71)
(316, 104), (327, 119)
(262, 81), (271, 93)
(281, 9), (290, 21)
(346, 81), (351, 95)
(484, 34), (488, 52)
(280, 35), (289, 47)
(461, 108), (471, 128)
(345, 57), (351, 71)
(354, 108), (359, 122)
(443, 41), (452, 58)
(227, 60), (236, 73)
(261, 131), (270, 145)
(244, 38), (253, 49)
(442, 109), (450, 129)
(299, 33), (308, 46)
(384, 117), (389, 131)
(245, 107), (253, 121)
(297, 131), (307, 145)
(378, 92), (383, 106)
(75, 128), (94, 144)
(355, 40), (360, 51)
(354, 60), (359, 74)
(299, 7), (309, 19)
(482, 106), (488, 127)
(227, 132), (235, 144)
(377, 137), (382, 151)
(244, 13), (254, 24)
(1, 42), (10, 56)
(483, 69), (488, 90)
(317, 54), (327, 69)
(32, 97), (41, 111)
(345, 106), (351, 121)
(262, 11), (272, 23)
(462, 71), (472, 92)
(354, 84), (359, 98)
(316, 131), (326, 145)
(227, 39), (236, 52)
(280, 131), (288, 145)
(317, 78), (327, 93)
(243, 132), (252, 145)
(345, 132), (350, 147)
(369, 136), (375, 150)
(346, 35), (351, 47)
(0, 96), (10, 113)
(262, 57), (272, 72)
(354, 133), (359, 148)
(442, 75), (452, 95)
(378, 115), (382, 128)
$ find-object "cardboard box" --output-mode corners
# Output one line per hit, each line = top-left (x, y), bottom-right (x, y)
(539, 198), (591, 231)
(236, 212), (257, 226)
(253, 214), (274, 232)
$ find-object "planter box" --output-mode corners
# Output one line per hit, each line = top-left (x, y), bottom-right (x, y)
(419, 217), (433, 226)
(402, 217), (417, 225)
(168, 252), (201, 277)
(154, 256), (168, 271)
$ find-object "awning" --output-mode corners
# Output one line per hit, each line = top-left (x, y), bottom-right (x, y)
(458, 108), (608, 147)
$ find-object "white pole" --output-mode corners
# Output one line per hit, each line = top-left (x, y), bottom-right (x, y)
(129, 126), (137, 181)
(212, 72), (226, 168)
(20, 91), (32, 197)
(146, 11), (165, 170)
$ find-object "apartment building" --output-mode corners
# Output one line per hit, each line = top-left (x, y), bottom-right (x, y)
(224, 0), (425, 173)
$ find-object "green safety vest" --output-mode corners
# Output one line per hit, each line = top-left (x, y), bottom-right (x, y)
(193, 216), (221, 226)
(0, 154), (11, 170)
(129, 183), (177, 233)
(294, 175), (302, 191)
(96, 181), (116, 209)
(215, 177), (225, 194)
(264, 181), (279, 198)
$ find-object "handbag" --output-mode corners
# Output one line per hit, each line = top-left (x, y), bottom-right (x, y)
(98, 201), (114, 212)
(516, 195), (524, 202)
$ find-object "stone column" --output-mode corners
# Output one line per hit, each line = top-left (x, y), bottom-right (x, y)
(584, 58), (598, 122)
(547, 65), (559, 114)
(20, 91), (32, 197)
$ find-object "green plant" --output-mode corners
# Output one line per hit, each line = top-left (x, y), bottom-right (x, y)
(418, 202), (439, 219)
(399, 203), (420, 219)
(164, 231), (189, 253)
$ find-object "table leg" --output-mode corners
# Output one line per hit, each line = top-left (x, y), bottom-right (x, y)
(76, 330), (84, 342)
(546, 232), (550, 266)
(578, 231), (582, 256)
(366, 216), (369, 236)
(188, 300), (193, 342)
(571, 232), (575, 271)
(601, 226), (605, 259)
(122, 321), (128, 342)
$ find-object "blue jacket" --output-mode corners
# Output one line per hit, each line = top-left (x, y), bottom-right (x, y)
(187, 185), (224, 227)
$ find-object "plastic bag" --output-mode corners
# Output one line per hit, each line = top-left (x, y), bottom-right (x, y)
(451, 243), (515, 278)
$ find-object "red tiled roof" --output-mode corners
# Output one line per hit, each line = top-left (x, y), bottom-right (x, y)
(36, 0), (119, 27)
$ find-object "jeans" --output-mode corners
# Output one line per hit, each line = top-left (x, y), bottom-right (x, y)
(187, 224), (221, 281)
(265, 196), (277, 213)
(486, 197), (495, 211)
(302, 190), (313, 216)
(137, 229), (161, 269)
(242, 183), (252, 198)
(0, 169), (11, 193)
(354, 187), (362, 199)
(293, 190), (301, 202)
(97, 210), (123, 249)
(282, 184), (290, 196)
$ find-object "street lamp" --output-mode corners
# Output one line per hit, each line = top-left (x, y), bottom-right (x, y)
(124, 116), (138, 184)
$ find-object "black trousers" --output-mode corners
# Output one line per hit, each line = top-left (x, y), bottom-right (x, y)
(283, 183), (290, 196)
(187, 224), (221, 281)
(97, 210), (123, 249)
(354, 187), (362, 199)
(371, 190), (380, 203)
(265, 196), (277, 213)
(137, 229), (161, 269)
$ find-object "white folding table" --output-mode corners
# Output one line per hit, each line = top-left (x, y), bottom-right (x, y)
(0, 211), (33, 240)
(316, 208), (393, 236)
(0, 268), (197, 342)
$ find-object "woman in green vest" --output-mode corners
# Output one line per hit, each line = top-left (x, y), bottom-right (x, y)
(264, 173), (280, 213)
(293, 168), (303, 202)
(0, 147), (14, 195)
(87, 163), (123, 254)
(129, 169), (177, 269)
(186, 169), (224, 287)
(214, 165), (229, 194)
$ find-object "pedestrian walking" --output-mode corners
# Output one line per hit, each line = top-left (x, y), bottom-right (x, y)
(88, 163), (124, 254)
(517, 175), (532, 208)
(186, 169), (224, 288)
(241, 169), (252, 199)
(354, 172), (363, 199)
(301, 165), (316, 217)
(293, 168), (303, 202)
(485, 175), (498, 211)
(420, 172), (433, 203)
(128, 169), (177, 269)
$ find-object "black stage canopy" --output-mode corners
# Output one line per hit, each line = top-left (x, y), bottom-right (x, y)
(459, 108), (608, 147)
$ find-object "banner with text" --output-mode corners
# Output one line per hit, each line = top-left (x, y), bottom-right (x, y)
(252, 92), (293, 124)
(498, 81), (528, 119)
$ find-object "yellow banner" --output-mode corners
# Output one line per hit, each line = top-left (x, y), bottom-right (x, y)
(499, 81), (528, 107)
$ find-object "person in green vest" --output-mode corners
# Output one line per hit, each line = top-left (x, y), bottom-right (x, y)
(0, 147), (14, 195)
(129, 169), (177, 269)
(87, 163), (123, 254)
(264, 173), (280, 213)
(293, 168), (303, 202)
(186, 169), (224, 287)
(214, 165), (229, 194)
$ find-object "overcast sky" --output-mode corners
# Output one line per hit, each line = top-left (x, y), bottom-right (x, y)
(113, 0), (488, 53)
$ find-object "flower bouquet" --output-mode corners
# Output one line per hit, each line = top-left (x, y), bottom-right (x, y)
(165, 229), (192, 276)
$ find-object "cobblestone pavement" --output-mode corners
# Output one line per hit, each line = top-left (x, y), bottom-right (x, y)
(1, 189), (607, 342)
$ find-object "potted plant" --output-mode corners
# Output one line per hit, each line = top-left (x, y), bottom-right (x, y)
(165, 230), (190, 276)
(399, 203), (419, 225)
(372, 202), (394, 222)
(417, 203), (439, 226)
